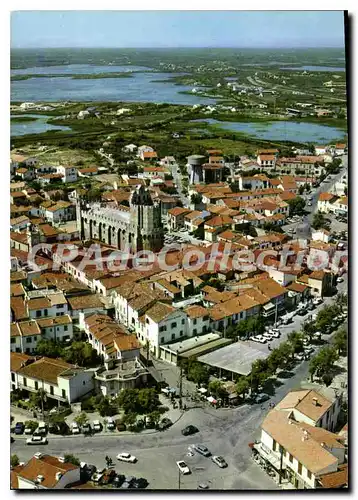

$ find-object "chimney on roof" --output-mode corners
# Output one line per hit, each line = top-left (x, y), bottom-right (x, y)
(55, 472), (63, 481)
(36, 475), (45, 483)
(313, 397), (318, 406)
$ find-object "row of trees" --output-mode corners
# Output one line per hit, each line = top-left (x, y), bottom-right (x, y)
(225, 316), (265, 339)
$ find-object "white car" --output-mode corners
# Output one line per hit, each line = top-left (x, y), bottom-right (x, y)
(117, 453), (137, 463)
(24, 426), (33, 435)
(313, 298), (323, 305)
(176, 461), (190, 475)
(268, 330), (280, 338)
(263, 333), (273, 341)
(337, 277), (344, 283)
(71, 422), (80, 435)
(93, 420), (102, 432)
(26, 436), (48, 445)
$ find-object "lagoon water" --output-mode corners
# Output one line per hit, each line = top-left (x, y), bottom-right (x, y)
(11, 114), (71, 136)
(11, 64), (215, 105)
(192, 119), (345, 142)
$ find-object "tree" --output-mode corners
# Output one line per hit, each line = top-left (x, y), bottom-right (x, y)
(316, 305), (340, 335)
(24, 420), (38, 434)
(187, 361), (209, 386)
(267, 348), (285, 375)
(312, 212), (328, 230)
(287, 196), (306, 216)
(148, 410), (161, 428)
(74, 412), (89, 427)
(308, 143), (315, 155)
(36, 339), (63, 358)
(333, 328), (347, 356)
(63, 341), (101, 367)
(309, 346), (339, 381)
(190, 193), (202, 205)
(122, 412), (137, 429)
(137, 388), (160, 414)
(29, 389), (47, 411)
(302, 321), (317, 342)
(117, 389), (140, 414)
(287, 331), (304, 356)
(336, 293), (348, 312)
(64, 454), (80, 466)
(11, 455), (19, 467)
(96, 396), (116, 417)
(208, 380), (227, 399)
(298, 185), (305, 195)
(235, 377), (250, 400)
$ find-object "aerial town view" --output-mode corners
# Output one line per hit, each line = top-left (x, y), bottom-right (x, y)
(10, 10), (348, 491)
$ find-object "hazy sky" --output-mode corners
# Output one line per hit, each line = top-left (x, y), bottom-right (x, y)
(11, 11), (345, 49)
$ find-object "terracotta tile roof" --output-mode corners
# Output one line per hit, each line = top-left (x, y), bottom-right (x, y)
(145, 301), (176, 323)
(18, 356), (75, 384)
(185, 210), (202, 221)
(17, 455), (79, 488)
(275, 389), (333, 422)
(27, 297), (51, 310)
(18, 320), (41, 337)
(79, 167), (98, 174)
(168, 207), (192, 217)
(11, 323), (21, 337)
(11, 270), (28, 282)
(67, 294), (104, 310)
(255, 277), (287, 300)
(257, 149), (279, 154)
(184, 305), (208, 319)
(114, 334), (140, 352)
(286, 282), (308, 293)
(259, 154), (275, 161)
(10, 283), (26, 297)
(10, 231), (28, 244)
(142, 151), (158, 158)
(11, 296), (28, 321)
(205, 215), (233, 227)
(319, 192), (335, 202)
(319, 464), (348, 489)
(37, 315), (72, 328)
(11, 464), (24, 489)
(46, 201), (73, 212)
(262, 410), (341, 474)
(10, 352), (34, 372)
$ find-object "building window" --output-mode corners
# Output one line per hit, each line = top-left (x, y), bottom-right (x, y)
(307, 470), (312, 480)
(193, 319), (197, 325)
(62, 389), (66, 398)
(36, 310), (41, 318)
(181, 319), (185, 325)
(44, 309), (48, 317)
(64, 325), (68, 332)
(171, 333), (175, 340)
(35, 381), (38, 390)
(50, 386), (54, 395)
(288, 453), (293, 463)
(11, 373), (15, 382)
(11, 338), (16, 344)
(171, 322), (177, 328)
(298, 462), (302, 475)
(193, 329), (197, 335)
(23, 377), (27, 387)
(161, 337), (164, 343)
(159, 326), (166, 332)
(272, 439), (277, 452)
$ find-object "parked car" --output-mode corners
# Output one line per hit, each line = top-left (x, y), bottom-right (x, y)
(197, 483), (210, 490)
(120, 476), (135, 489)
(91, 468), (106, 483)
(36, 421), (47, 435)
(24, 425), (34, 435)
(106, 417), (115, 431)
(337, 277), (344, 283)
(14, 422), (24, 435)
(82, 423), (92, 435)
(193, 444), (211, 457)
(132, 477), (148, 489)
(177, 460), (190, 475)
(112, 474), (126, 488)
(298, 309), (307, 316)
(181, 425), (199, 436)
(211, 455), (228, 468)
(263, 333), (273, 341)
(71, 422), (80, 435)
(117, 453), (137, 463)
(269, 331), (280, 338)
(313, 298), (323, 305)
(158, 418), (173, 430)
(254, 393), (270, 404)
(26, 435), (48, 445)
(93, 420), (102, 432)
